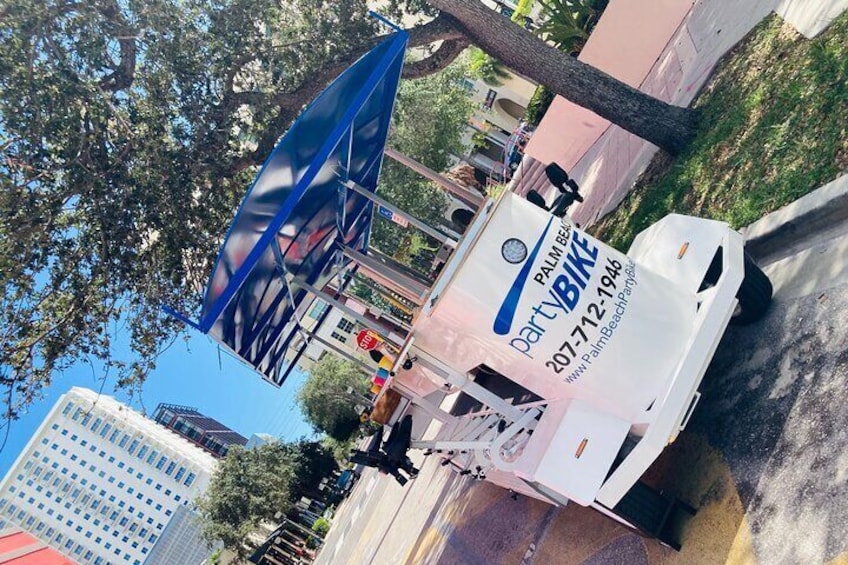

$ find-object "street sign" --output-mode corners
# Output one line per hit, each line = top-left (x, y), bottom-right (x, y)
(377, 205), (409, 227)
(356, 329), (381, 351)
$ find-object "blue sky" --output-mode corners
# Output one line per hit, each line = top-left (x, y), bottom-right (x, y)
(0, 330), (315, 476)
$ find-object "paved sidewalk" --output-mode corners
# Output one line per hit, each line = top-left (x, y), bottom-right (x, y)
(516, 0), (848, 227)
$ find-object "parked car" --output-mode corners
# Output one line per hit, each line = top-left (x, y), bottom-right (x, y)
(336, 469), (358, 494)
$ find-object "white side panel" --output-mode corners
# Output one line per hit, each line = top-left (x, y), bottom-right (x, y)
(516, 399), (630, 506)
(628, 213), (731, 293)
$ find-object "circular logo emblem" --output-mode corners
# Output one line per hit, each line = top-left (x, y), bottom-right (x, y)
(501, 238), (528, 264)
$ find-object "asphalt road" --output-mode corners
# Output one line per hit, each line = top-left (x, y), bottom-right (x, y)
(682, 231), (848, 563)
(316, 224), (848, 565)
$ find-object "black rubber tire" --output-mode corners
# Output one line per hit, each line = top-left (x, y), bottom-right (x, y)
(730, 254), (773, 325)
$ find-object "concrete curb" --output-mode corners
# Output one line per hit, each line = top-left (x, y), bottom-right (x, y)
(743, 173), (848, 261)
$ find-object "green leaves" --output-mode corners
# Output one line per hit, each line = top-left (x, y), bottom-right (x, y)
(0, 0), (472, 421)
(370, 57), (475, 270)
(198, 442), (291, 557)
(296, 355), (371, 442)
(0, 0), (378, 417)
(536, 0), (604, 55)
(197, 439), (337, 558)
(467, 47), (511, 86)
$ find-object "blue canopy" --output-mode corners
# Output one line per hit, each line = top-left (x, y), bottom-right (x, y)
(199, 32), (408, 385)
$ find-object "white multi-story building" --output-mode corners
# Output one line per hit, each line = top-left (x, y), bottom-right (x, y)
(0, 387), (218, 565)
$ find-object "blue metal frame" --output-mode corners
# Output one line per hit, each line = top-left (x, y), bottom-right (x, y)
(200, 32), (407, 332)
(189, 32), (409, 384)
(368, 10), (404, 32)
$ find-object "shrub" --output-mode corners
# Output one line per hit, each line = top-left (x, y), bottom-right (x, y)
(312, 517), (331, 537)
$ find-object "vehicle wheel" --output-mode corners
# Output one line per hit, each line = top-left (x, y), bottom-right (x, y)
(731, 254), (773, 325)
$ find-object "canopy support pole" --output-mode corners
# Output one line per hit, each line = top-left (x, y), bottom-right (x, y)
(302, 329), (374, 374)
(392, 382), (452, 423)
(413, 349), (525, 423)
(343, 180), (459, 245)
(291, 279), (405, 347)
(343, 246), (428, 305)
(348, 276), (415, 324)
(384, 147), (484, 209)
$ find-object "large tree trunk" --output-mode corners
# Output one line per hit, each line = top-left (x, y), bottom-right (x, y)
(427, 0), (697, 154)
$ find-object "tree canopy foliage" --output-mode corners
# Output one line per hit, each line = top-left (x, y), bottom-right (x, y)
(198, 439), (336, 560)
(296, 355), (371, 442)
(0, 0), (463, 419)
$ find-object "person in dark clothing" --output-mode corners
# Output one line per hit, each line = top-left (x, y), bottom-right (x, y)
(349, 415), (418, 485)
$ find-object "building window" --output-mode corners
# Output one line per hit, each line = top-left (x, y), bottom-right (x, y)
(184, 472), (196, 487)
(62, 402), (74, 416)
(336, 318), (355, 333)
(165, 462), (176, 476)
(308, 301), (329, 320)
(331, 331), (348, 343)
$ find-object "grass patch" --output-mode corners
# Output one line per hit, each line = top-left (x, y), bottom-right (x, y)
(592, 13), (848, 251)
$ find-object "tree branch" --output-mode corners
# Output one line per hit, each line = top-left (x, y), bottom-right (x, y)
(223, 13), (468, 173)
(402, 38), (470, 79)
(96, 0), (137, 92)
